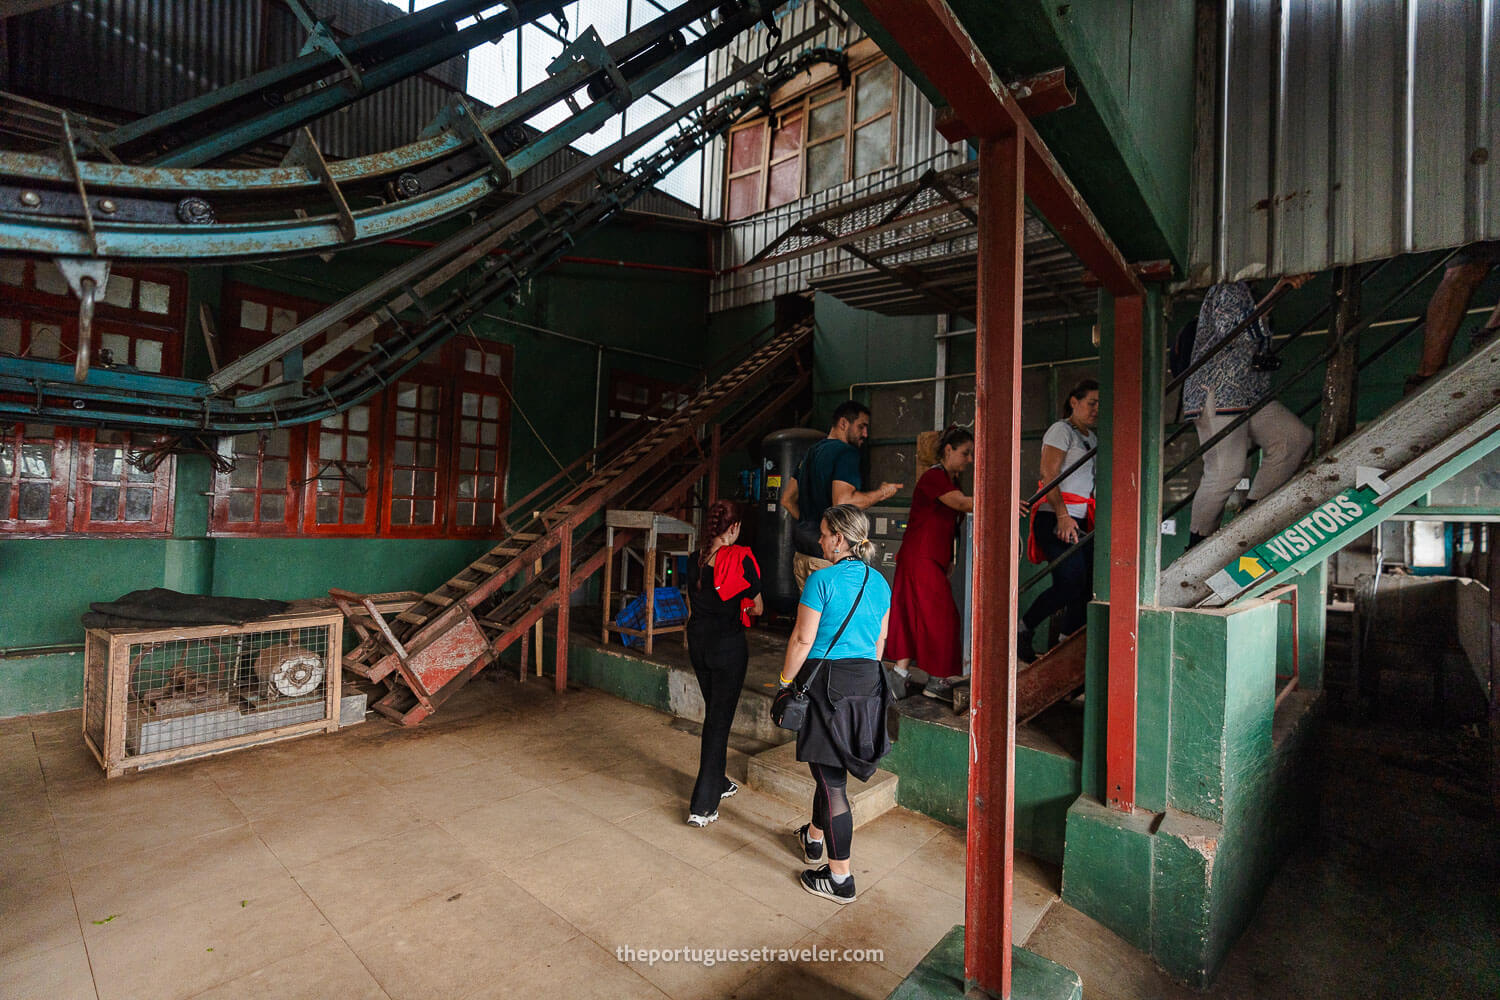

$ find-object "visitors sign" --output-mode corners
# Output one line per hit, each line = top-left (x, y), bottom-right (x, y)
(1207, 485), (1384, 599)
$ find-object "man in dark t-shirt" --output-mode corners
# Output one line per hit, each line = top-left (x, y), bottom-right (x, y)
(779, 400), (901, 589)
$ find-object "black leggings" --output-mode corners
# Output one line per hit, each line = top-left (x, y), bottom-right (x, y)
(1022, 509), (1095, 637)
(687, 624), (748, 816)
(809, 762), (852, 862)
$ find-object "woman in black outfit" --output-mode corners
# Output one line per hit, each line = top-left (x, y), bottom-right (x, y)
(683, 499), (763, 827)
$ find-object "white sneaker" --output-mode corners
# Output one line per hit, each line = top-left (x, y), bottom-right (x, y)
(686, 811), (718, 827)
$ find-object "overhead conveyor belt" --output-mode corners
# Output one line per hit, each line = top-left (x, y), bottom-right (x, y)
(0, 40), (844, 432)
(0, 0), (780, 260)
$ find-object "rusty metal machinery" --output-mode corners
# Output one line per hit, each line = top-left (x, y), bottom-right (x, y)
(0, 2), (844, 433)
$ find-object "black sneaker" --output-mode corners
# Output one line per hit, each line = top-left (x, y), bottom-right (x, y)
(686, 811), (718, 828)
(720, 779), (738, 800)
(796, 823), (824, 864)
(799, 865), (856, 903)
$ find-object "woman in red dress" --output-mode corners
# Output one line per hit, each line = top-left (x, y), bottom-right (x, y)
(885, 425), (974, 699)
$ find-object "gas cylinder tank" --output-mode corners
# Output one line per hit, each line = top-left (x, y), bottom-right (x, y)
(755, 428), (826, 614)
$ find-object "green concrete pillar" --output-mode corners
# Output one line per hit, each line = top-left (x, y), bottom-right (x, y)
(1137, 285), (1166, 598)
(1292, 562), (1327, 693)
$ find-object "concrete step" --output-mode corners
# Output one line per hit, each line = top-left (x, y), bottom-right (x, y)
(746, 739), (899, 829)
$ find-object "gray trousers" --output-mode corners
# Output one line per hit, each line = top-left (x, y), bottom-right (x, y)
(1190, 400), (1313, 536)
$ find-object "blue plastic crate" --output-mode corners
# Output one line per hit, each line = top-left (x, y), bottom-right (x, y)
(614, 587), (688, 650)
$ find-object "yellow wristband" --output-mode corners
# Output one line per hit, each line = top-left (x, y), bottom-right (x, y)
(778, 673), (793, 686)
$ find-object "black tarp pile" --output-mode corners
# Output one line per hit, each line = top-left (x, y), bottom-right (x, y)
(82, 588), (291, 630)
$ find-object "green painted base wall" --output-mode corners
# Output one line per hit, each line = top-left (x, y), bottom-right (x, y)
(1063, 599), (1323, 986)
(0, 652), (85, 716)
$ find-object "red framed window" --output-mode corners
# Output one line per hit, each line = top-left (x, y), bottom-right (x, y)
(207, 285), (513, 538)
(451, 345), (512, 532)
(0, 260), (184, 537)
(214, 428), (303, 535)
(384, 379), (444, 533)
(723, 53), (897, 220)
(305, 402), (379, 535)
(0, 424), (70, 531)
(72, 429), (174, 533)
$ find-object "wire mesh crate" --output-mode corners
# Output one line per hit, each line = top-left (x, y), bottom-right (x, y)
(82, 608), (343, 777)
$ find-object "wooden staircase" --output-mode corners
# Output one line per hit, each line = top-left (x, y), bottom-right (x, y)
(333, 318), (815, 725)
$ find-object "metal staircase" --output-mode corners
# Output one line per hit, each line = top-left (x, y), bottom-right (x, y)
(333, 317), (814, 725)
(1159, 335), (1500, 608)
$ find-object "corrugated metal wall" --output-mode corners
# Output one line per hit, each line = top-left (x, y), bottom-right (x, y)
(2, 0), (466, 159)
(702, 1), (965, 310)
(1193, 0), (1499, 284)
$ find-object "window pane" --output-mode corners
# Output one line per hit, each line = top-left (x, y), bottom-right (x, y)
(228, 492), (255, 522)
(126, 454), (154, 482)
(481, 396), (499, 420)
(460, 446), (476, 470)
(457, 504), (474, 526)
(414, 501), (435, 525)
(477, 476), (496, 499)
(418, 414), (436, 438)
(396, 412), (417, 437)
(261, 460), (288, 489)
(484, 354), (502, 376)
(34, 261), (67, 296)
(462, 393), (479, 417)
(265, 429), (290, 456)
(416, 443), (436, 466)
(260, 494), (285, 521)
(808, 97), (846, 142)
(415, 471), (436, 496)
(807, 138), (846, 193)
(343, 498), (364, 524)
(475, 506), (493, 526)
(322, 412), (344, 430)
(139, 281), (170, 314)
(391, 499), (411, 524)
(320, 433), (343, 460)
(270, 307), (297, 333)
(768, 160), (801, 209)
(0, 317), (20, 354)
(480, 424), (497, 446)
(0, 259), (23, 285)
(394, 440), (414, 465)
(855, 65), (893, 120)
(348, 406), (369, 433)
(853, 120), (894, 177)
(29, 323), (62, 359)
(346, 436), (368, 463)
(240, 300), (267, 331)
(91, 486), (120, 521)
(729, 123), (766, 173)
(20, 444), (51, 477)
(136, 339), (163, 373)
(456, 476), (475, 498)
(465, 348), (483, 373)
(727, 175), (761, 220)
(102, 276), (134, 308)
(771, 114), (803, 158)
(460, 421), (478, 445)
(95, 447), (125, 478)
(420, 386), (439, 408)
(123, 488), (153, 521)
(100, 333), (130, 365)
(18, 481), (50, 519)
(395, 470), (414, 495)
(229, 462), (258, 489)
(396, 384), (418, 408)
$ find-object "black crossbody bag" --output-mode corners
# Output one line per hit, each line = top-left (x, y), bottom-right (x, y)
(771, 565), (869, 733)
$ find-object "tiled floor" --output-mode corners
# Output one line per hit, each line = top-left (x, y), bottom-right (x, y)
(0, 677), (1060, 1000)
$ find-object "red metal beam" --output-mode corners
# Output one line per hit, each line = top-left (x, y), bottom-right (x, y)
(858, 0), (1142, 299)
(1106, 295), (1144, 810)
(556, 529), (571, 693)
(966, 132), (1025, 999)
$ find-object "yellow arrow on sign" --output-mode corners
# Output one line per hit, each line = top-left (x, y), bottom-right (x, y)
(1238, 555), (1267, 579)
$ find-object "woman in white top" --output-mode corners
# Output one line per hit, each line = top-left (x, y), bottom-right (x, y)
(1019, 379), (1099, 662)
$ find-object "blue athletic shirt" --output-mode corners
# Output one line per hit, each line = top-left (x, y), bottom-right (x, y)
(800, 558), (892, 659)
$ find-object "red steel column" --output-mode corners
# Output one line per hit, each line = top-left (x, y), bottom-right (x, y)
(1105, 295), (1144, 810)
(966, 132), (1025, 998)
(555, 529), (571, 693)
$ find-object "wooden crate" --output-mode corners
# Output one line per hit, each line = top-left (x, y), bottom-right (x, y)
(81, 607), (344, 778)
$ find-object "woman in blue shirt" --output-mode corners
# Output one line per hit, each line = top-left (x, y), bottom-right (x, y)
(776, 503), (893, 903)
